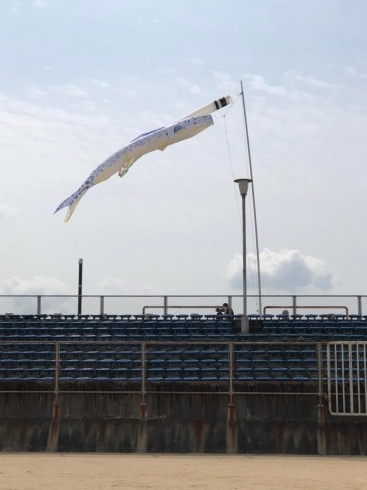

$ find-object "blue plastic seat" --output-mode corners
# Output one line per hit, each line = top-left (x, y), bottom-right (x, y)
(349, 314), (362, 321)
(176, 315), (189, 320)
(263, 326), (278, 334)
(147, 368), (164, 377)
(236, 367), (252, 374)
(166, 368), (182, 376)
(201, 349), (217, 356)
(293, 375), (309, 381)
(272, 367), (288, 374)
(183, 367), (200, 376)
(148, 359), (166, 367)
(201, 359), (217, 367)
(274, 375), (291, 381)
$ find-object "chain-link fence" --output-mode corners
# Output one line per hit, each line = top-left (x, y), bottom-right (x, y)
(0, 295), (366, 316)
(166, 296), (230, 317)
(104, 296), (165, 316)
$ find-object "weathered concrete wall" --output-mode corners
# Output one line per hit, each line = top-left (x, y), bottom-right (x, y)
(0, 392), (366, 454)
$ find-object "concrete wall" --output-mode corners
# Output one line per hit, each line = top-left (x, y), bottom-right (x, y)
(0, 391), (366, 454)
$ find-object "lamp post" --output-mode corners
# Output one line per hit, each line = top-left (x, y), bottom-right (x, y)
(234, 178), (252, 333)
(78, 258), (83, 315)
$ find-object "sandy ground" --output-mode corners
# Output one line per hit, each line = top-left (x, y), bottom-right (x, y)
(0, 454), (366, 490)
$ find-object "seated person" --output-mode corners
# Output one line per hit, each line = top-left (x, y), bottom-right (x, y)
(215, 307), (223, 318)
(215, 303), (234, 318)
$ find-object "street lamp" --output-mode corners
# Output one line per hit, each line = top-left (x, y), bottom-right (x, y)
(234, 178), (252, 333)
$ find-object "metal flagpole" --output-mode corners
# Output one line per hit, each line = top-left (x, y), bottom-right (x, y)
(240, 81), (262, 318)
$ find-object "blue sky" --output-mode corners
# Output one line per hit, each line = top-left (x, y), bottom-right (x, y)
(1, 0), (367, 299)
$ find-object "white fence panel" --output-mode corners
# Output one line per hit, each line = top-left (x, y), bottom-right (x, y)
(327, 342), (367, 416)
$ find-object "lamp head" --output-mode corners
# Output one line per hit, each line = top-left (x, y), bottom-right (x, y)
(234, 178), (252, 196)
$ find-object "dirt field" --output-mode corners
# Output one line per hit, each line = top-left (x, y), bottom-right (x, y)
(0, 454), (366, 490)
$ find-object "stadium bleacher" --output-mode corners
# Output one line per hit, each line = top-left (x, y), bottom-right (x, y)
(0, 313), (366, 384)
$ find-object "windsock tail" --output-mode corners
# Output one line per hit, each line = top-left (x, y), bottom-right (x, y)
(54, 188), (87, 223)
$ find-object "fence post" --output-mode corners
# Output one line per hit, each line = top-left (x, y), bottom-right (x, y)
(228, 296), (233, 312)
(54, 342), (60, 394)
(357, 296), (362, 317)
(138, 341), (148, 453)
(100, 296), (105, 316)
(317, 343), (326, 455)
(141, 341), (146, 403)
(163, 296), (168, 316)
(228, 342), (234, 402)
(37, 296), (41, 315)
(317, 343), (323, 402)
(292, 295), (297, 316)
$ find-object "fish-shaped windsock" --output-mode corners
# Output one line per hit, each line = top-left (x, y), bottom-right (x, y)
(55, 96), (232, 222)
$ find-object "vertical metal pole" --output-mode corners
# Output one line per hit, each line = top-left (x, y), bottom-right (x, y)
(326, 344), (332, 412)
(335, 344), (339, 414)
(292, 296), (297, 317)
(357, 343), (361, 414)
(100, 296), (104, 316)
(242, 195), (248, 333)
(357, 296), (362, 317)
(141, 341), (146, 403)
(240, 81), (262, 319)
(54, 342), (60, 394)
(163, 296), (168, 316)
(341, 344), (346, 413)
(349, 343), (354, 414)
(228, 296), (233, 313)
(37, 295), (41, 315)
(228, 342), (234, 403)
(78, 258), (83, 315)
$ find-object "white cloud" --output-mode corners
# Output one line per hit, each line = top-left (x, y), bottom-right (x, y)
(140, 284), (156, 295)
(212, 71), (238, 94)
(153, 18), (160, 24)
(344, 66), (357, 77)
(188, 57), (204, 65)
(97, 275), (127, 294)
(176, 78), (201, 94)
(0, 204), (18, 220)
(156, 68), (176, 75)
(52, 84), (89, 98)
(91, 79), (109, 89)
(26, 86), (48, 98)
(33, 0), (45, 8)
(226, 249), (338, 292)
(1, 276), (69, 295)
(10, 1), (21, 15)
(244, 74), (288, 97)
(116, 89), (138, 98)
(295, 75), (329, 88)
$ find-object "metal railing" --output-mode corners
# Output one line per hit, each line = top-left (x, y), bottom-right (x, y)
(0, 295), (366, 317)
(263, 305), (349, 316)
(327, 341), (367, 416)
(0, 340), (325, 396)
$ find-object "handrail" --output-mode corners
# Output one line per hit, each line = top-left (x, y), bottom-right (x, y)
(264, 305), (348, 316)
(142, 305), (224, 315)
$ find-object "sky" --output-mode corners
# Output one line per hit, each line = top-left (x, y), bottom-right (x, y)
(1, 0), (367, 301)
